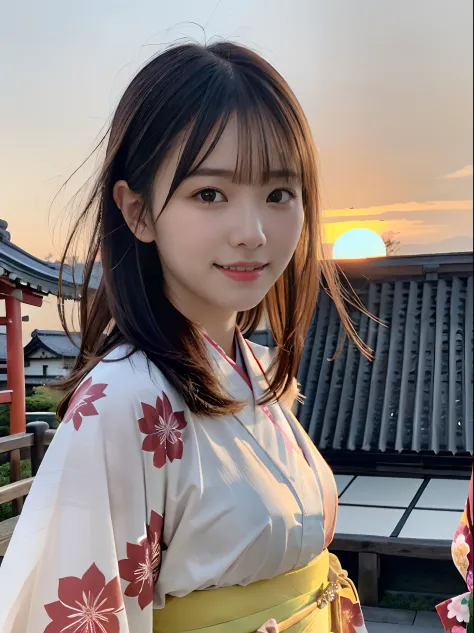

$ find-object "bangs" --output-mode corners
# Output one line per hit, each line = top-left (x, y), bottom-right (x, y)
(233, 95), (305, 186)
(164, 71), (309, 203)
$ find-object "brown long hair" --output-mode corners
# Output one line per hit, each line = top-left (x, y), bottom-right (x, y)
(57, 41), (369, 420)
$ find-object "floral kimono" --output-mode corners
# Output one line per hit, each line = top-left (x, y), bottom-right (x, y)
(0, 331), (367, 633)
(437, 471), (473, 633)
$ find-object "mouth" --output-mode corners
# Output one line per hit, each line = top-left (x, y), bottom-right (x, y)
(214, 262), (268, 282)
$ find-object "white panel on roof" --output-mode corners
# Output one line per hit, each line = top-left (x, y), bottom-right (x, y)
(336, 505), (404, 537)
(399, 509), (461, 540)
(339, 476), (423, 508)
(334, 475), (355, 497)
(416, 478), (470, 511)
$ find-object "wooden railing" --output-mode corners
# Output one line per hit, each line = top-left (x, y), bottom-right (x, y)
(45, 429), (56, 446)
(0, 421), (56, 556)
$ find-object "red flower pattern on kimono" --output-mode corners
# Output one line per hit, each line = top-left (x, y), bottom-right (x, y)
(138, 393), (187, 468)
(451, 522), (473, 592)
(63, 377), (107, 431)
(437, 474), (473, 632)
(437, 593), (471, 632)
(340, 596), (365, 633)
(44, 563), (123, 633)
(437, 600), (452, 630)
(118, 511), (163, 610)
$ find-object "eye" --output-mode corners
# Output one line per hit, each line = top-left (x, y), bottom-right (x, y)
(194, 188), (226, 204)
(267, 189), (295, 204)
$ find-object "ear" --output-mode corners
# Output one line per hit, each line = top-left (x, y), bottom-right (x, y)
(113, 180), (155, 244)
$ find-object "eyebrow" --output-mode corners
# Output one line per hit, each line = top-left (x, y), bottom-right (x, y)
(186, 167), (299, 181)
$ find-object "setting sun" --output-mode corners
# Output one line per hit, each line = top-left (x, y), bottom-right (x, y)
(332, 228), (387, 260)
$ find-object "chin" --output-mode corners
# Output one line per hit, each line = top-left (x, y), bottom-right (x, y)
(220, 293), (267, 313)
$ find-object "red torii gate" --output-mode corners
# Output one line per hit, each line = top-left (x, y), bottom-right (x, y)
(1, 283), (42, 435)
(0, 219), (77, 493)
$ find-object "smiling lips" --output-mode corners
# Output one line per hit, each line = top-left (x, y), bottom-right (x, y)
(214, 261), (267, 282)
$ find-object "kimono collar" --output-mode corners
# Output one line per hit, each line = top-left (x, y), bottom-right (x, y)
(203, 329), (306, 461)
(203, 328), (271, 403)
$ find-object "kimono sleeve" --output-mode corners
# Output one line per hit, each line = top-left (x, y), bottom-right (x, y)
(436, 471), (473, 633)
(0, 370), (166, 633)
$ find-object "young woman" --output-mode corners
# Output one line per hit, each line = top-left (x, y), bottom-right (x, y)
(0, 42), (369, 633)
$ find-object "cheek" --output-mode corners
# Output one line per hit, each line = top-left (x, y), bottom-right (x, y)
(154, 209), (188, 269)
(154, 208), (216, 271)
(270, 209), (304, 252)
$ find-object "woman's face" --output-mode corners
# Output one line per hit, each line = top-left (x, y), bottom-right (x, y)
(132, 119), (304, 325)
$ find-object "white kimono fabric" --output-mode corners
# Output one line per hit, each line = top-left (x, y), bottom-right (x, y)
(0, 332), (341, 633)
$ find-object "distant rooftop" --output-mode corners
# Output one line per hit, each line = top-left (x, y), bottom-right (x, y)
(24, 330), (80, 359)
(335, 251), (473, 280)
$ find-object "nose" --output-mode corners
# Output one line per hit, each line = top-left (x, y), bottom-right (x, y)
(228, 203), (267, 250)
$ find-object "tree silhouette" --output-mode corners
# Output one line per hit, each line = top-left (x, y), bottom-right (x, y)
(382, 232), (401, 256)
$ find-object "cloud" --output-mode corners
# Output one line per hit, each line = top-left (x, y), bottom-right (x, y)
(321, 218), (441, 246)
(320, 199), (473, 246)
(399, 236), (473, 255)
(443, 165), (473, 179)
(323, 199), (472, 220)
(322, 235), (473, 257)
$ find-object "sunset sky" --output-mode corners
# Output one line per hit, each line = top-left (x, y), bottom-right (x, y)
(0, 0), (472, 336)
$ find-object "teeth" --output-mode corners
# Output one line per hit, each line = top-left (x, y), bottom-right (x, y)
(221, 266), (260, 271)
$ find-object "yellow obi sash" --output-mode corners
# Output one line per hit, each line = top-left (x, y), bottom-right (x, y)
(153, 549), (339, 633)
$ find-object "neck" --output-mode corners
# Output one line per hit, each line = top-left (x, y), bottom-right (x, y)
(203, 316), (237, 359)
(165, 285), (237, 358)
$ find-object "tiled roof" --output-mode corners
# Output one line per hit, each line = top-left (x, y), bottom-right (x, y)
(24, 330), (80, 358)
(247, 330), (274, 348)
(0, 221), (101, 298)
(249, 253), (474, 456)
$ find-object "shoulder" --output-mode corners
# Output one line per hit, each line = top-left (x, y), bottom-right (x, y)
(88, 346), (161, 395)
(65, 346), (173, 425)
(57, 347), (190, 478)
(90, 345), (156, 383)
